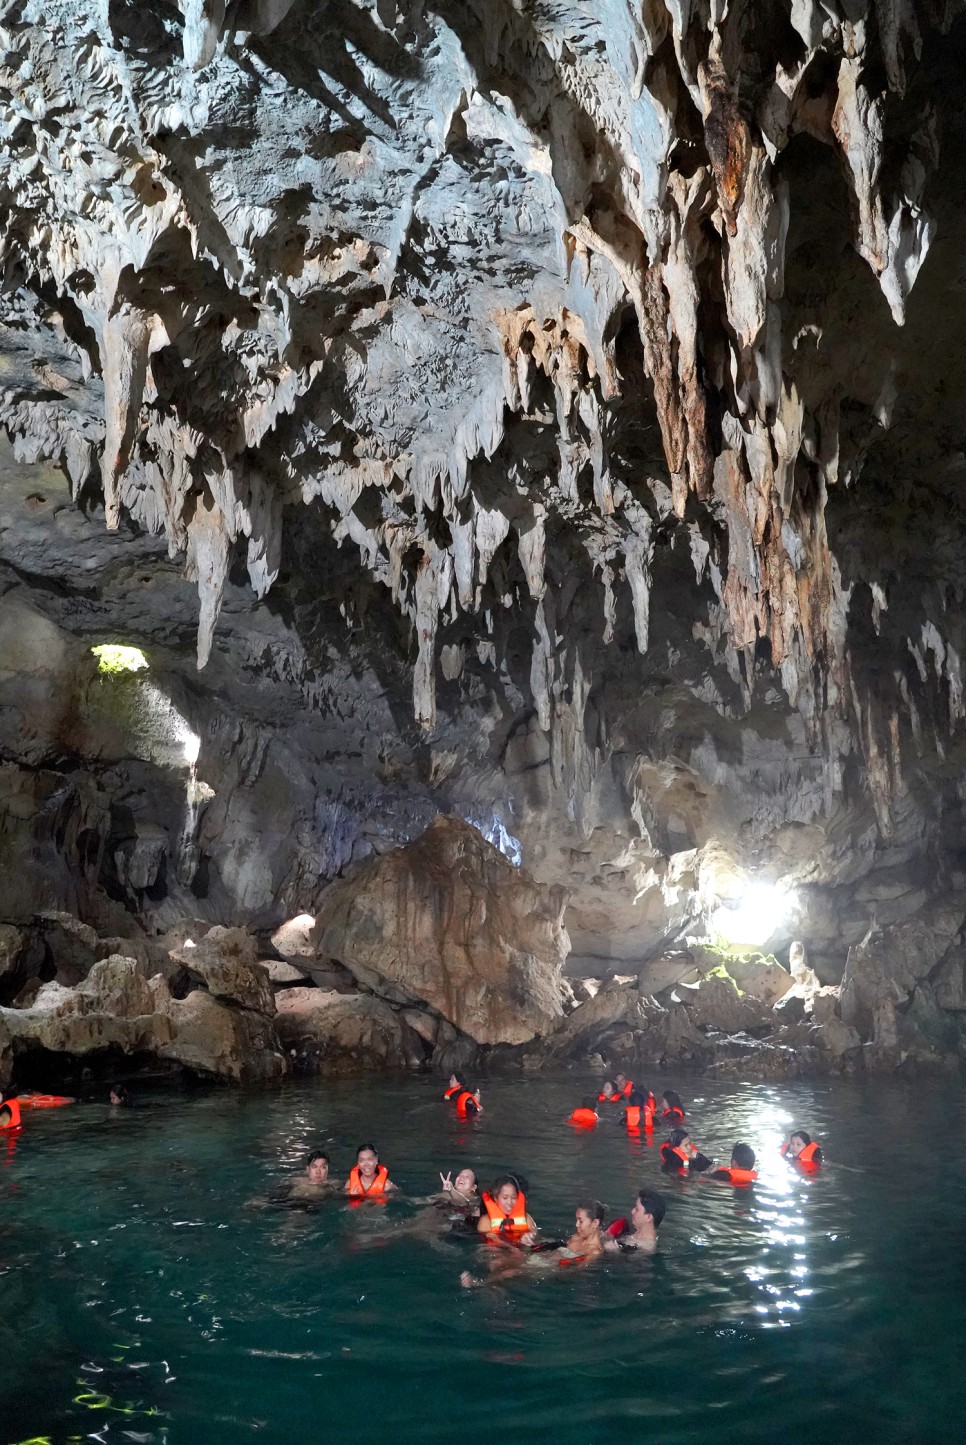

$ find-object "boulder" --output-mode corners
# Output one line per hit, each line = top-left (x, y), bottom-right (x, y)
(0, 1014), (11, 1089)
(0, 925), (25, 979)
(275, 987), (426, 1072)
(312, 815), (569, 1045)
(0, 954), (288, 1082)
(931, 947), (966, 1011)
(548, 983), (643, 1053)
(840, 909), (966, 1040)
(674, 975), (773, 1034)
(773, 991), (808, 1025)
(726, 955), (795, 1007)
(271, 914), (316, 958)
(35, 910), (100, 985)
(637, 951), (700, 996)
(261, 958), (311, 986)
(170, 926), (275, 1015)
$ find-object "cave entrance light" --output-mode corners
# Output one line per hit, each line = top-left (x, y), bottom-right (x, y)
(711, 880), (796, 948)
(91, 643), (148, 674)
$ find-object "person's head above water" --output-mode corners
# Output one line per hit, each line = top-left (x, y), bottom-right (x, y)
(731, 1143), (756, 1171)
(627, 1089), (648, 1107)
(615, 1072), (629, 1091)
(662, 1089), (684, 1111)
(109, 1085), (130, 1106)
(355, 1143), (381, 1177)
(453, 1167), (478, 1195)
(574, 1200), (606, 1237)
(786, 1130), (813, 1157)
(668, 1127), (693, 1151)
(599, 1080), (617, 1098)
(633, 1189), (666, 1230)
(306, 1151), (329, 1184)
(491, 1175), (524, 1212)
(448, 1073), (463, 1090)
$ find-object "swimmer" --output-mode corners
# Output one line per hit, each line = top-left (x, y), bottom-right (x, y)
(710, 1143), (758, 1184)
(474, 1175), (537, 1244)
(660, 1088), (686, 1122)
(0, 1090), (22, 1130)
(781, 1130), (823, 1168)
(430, 1167), (480, 1214)
(614, 1072), (634, 1098)
(604, 1188), (666, 1252)
(622, 1088), (653, 1131)
(597, 1079), (620, 1103)
(289, 1150), (341, 1200)
(345, 1143), (397, 1197)
(454, 1086), (482, 1118)
(555, 1201), (606, 1262)
(443, 1073), (464, 1101)
(109, 1085), (132, 1106)
(569, 1097), (599, 1126)
(660, 1127), (714, 1173)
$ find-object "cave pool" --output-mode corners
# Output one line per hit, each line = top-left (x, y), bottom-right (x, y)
(2, 1072), (964, 1444)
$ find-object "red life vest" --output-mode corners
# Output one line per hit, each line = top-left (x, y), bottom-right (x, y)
(597, 1092), (619, 1103)
(348, 1164), (389, 1197)
(620, 1080), (634, 1097)
(569, 1107), (598, 1127)
(456, 1091), (478, 1118)
(443, 1085), (461, 1100)
(719, 1167), (758, 1185)
(661, 1143), (690, 1169)
(797, 1142), (821, 1167)
(624, 1105), (641, 1129)
(481, 1188), (529, 1241)
(0, 1099), (22, 1130)
(662, 1106), (685, 1122)
(18, 1094), (74, 1109)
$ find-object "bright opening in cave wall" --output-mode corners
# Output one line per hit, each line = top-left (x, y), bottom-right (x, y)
(91, 643), (148, 675)
(711, 880), (798, 948)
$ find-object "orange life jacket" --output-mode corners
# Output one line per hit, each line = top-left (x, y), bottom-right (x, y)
(456, 1091), (478, 1118)
(18, 1094), (74, 1109)
(443, 1085), (461, 1100)
(662, 1106), (685, 1122)
(662, 1143), (690, 1169)
(797, 1141), (821, 1167)
(597, 1092), (619, 1103)
(719, 1167), (758, 1185)
(620, 1080), (634, 1097)
(624, 1105), (641, 1129)
(481, 1188), (529, 1240)
(569, 1107), (598, 1127)
(348, 1164), (389, 1197)
(0, 1099), (22, 1130)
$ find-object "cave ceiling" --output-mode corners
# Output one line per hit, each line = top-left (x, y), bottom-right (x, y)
(3, 0), (966, 973)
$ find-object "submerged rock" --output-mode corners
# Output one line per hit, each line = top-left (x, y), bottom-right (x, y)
(312, 816), (569, 1046)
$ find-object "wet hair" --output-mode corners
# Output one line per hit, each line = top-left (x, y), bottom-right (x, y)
(628, 1089), (648, 1106)
(110, 1084), (131, 1104)
(577, 1199), (606, 1224)
(669, 1127), (690, 1148)
(492, 1174), (521, 1198)
(600, 1079), (616, 1094)
(731, 1143), (756, 1170)
(662, 1089), (684, 1111)
(356, 1142), (379, 1161)
(614, 1072), (628, 1083)
(581, 1096), (597, 1110)
(308, 1150), (329, 1167)
(456, 1168), (479, 1191)
(791, 1129), (811, 1146)
(637, 1189), (666, 1228)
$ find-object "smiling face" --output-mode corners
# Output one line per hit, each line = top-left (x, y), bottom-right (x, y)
(306, 1156), (329, 1184)
(496, 1182), (519, 1214)
(454, 1169), (477, 1195)
(356, 1148), (379, 1178)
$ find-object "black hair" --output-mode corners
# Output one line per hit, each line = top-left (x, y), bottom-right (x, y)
(627, 1089), (647, 1106)
(791, 1129), (812, 1146)
(492, 1174), (522, 1197)
(614, 1071), (628, 1082)
(308, 1150), (329, 1166)
(449, 1073), (464, 1086)
(668, 1126), (690, 1148)
(662, 1088), (683, 1110)
(577, 1200), (606, 1224)
(731, 1143), (756, 1170)
(581, 1096), (597, 1110)
(456, 1168), (479, 1190)
(110, 1084), (131, 1104)
(356, 1142), (379, 1160)
(637, 1189), (666, 1228)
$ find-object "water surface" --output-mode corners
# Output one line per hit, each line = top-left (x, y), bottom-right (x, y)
(2, 1073), (964, 1444)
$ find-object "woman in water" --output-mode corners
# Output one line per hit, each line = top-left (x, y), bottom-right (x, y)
(597, 1080), (620, 1103)
(475, 1174), (537, 1243)
(660, 1127), (714, 1173)
(660, 1089), (686, 1122)
(345, 1143), (397, 1197)
(781, 1130), (823, 1167)
(429, 1167), (480, 1216)
(462, 1199), (603, 1285)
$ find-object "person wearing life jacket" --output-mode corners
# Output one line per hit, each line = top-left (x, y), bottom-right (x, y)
(597, 1079), (620, 1103)
(455, 1087), (482, 1119)
(781, 1130), (823, 1169)
(660, 1088), (686, 1122)
(475, 1174), (536, 1245)
(622, 1089), (654, 1133)
(443, 1073), (464, 1101)
(711, 1143), (758, 1185)
(604, 1188), (666, 1253)
(0, 1091), (22, 1131)
(345, 1143), (396, 1198)
(660, 1127), (714, 1173)
(614, 1072), (635, 1099)
(569, 1097), (599, 1127)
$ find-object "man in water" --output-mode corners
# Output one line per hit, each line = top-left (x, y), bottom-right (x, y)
(604, 1188), (666, 1253)
(287, 1150), (340, 1200)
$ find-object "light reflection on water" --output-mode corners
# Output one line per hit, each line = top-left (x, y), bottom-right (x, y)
(0, 1073), (964, 1445)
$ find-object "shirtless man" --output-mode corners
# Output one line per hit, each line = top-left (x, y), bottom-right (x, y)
(604, 1188), (666, 1253)
(288, 1150), (340, 1200)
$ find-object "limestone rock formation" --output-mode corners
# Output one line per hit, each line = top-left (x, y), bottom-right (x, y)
(275, 987), (428, 1073)
(2, 4), (966, 1076)
(312, 815), (569, 1045)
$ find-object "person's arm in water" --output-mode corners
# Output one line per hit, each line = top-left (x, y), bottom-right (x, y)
(689, 1152), (715, 1173)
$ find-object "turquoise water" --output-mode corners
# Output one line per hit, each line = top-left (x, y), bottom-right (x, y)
(2, 1074), (965, 1444)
